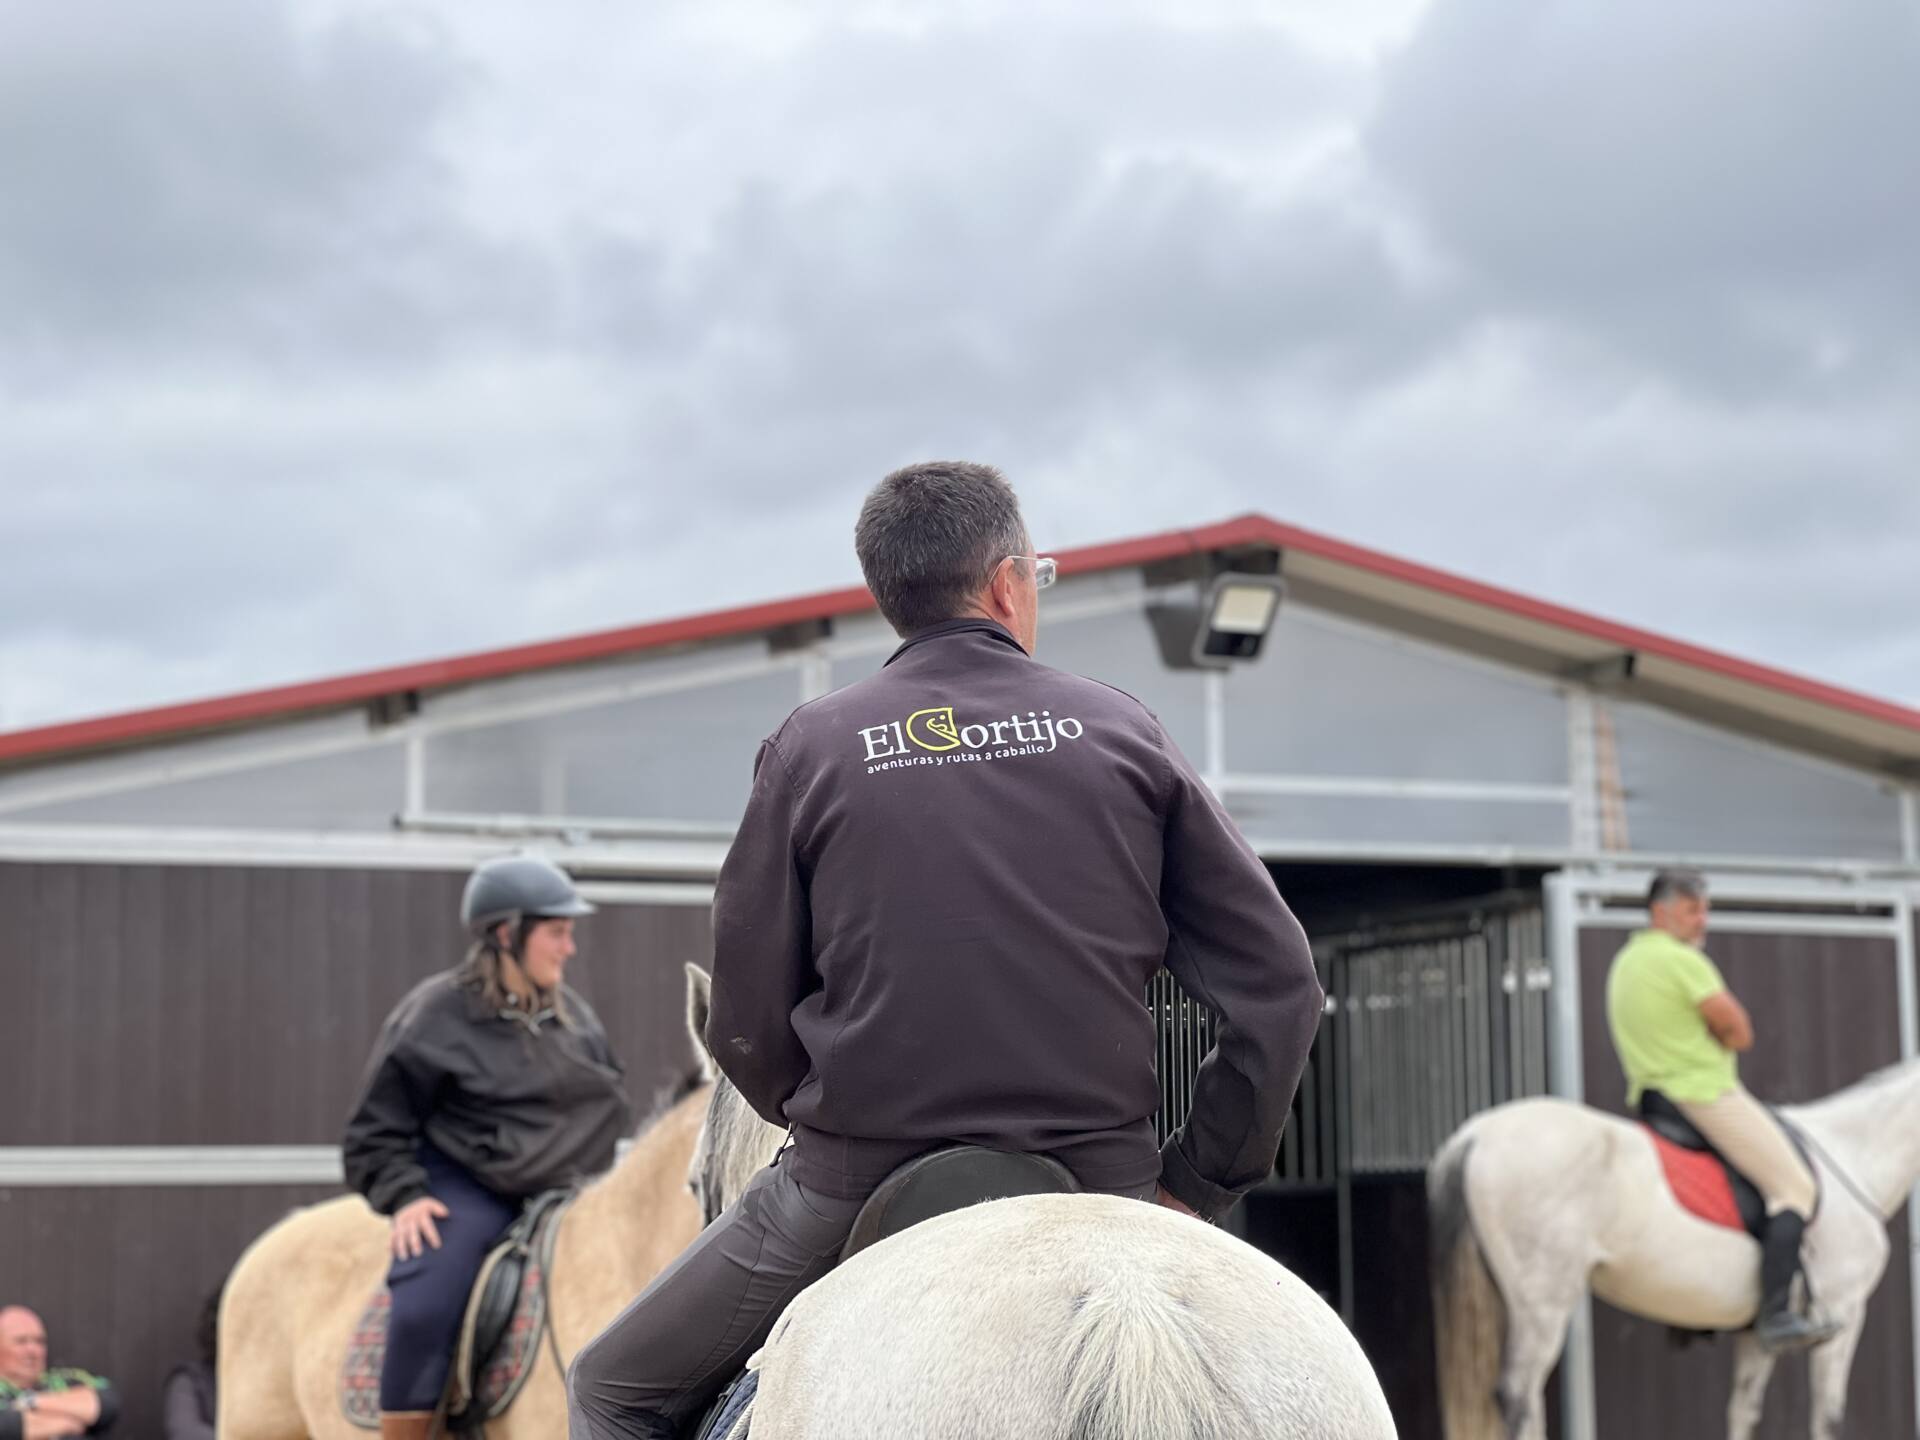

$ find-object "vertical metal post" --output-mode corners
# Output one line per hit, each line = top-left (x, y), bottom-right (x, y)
(1895, 890), (1920, 1439)
(1334, 950), (1357, 1327)
(800, 648), (833, 703)
(1900, 788), (1918, 865)
(1203, 669), (1227, 786)
(1565, 687), (1600, 853)
(1543, 871), (1597, 1440)
(404, 733), (426, 817)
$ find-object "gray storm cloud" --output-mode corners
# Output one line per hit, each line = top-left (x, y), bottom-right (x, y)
(1, 0), (1915, 730)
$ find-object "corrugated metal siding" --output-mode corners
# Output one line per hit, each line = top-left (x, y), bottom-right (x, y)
(1579, 925), (1915, 1440)
(0, 1183), (341, 1440)
(3, 862), (709, 1147)
(2, 858), (716, 1440)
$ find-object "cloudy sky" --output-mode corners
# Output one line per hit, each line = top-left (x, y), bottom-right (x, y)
(4, 0), (1917, 731)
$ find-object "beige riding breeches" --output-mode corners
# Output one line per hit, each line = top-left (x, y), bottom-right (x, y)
(1675, 1085), (1818, 1218)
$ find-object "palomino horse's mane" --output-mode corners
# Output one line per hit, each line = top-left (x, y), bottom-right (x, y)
(579, 1065), (712, 1199)
(641, 1064), (711, 1129)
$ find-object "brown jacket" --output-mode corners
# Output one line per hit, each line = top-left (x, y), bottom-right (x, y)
(706, 617), (1323, 1219)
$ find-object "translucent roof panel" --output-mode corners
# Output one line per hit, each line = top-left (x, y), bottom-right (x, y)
(1225, 789), (1572, 852)
(820, 575), (1210, 760)
(1611, 701), (1902, 860)
(1036, 607), (1209, 761)
(422, 665), (804, 824)
(1225, 607), (1569, 784)
(3, 738), (407, 831)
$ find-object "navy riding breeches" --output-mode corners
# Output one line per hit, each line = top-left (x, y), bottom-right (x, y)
(380, 1147), (519, 1413)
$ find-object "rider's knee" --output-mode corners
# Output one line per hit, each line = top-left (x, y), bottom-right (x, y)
(565, 1331), (611, 1409)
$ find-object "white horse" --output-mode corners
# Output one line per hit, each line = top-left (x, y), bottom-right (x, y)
(1428, 1062), (1920, 1440)
(683, 965), (1398, 1440)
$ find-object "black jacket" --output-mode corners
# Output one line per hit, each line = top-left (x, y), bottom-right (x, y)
(706, 617), (1323, 1219)
(342, 971), (633, 1214)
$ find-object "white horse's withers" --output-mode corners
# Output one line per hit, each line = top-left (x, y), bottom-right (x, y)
(685, 966), (1398, 1440)
(1430, 1062), (1920, 1440)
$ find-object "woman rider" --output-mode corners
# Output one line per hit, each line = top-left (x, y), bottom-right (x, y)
(343, 855), (633, 1440)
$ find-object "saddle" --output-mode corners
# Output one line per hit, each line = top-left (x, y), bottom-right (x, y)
(341, 1189), (573, 1432)
(691, 1147), (1080, 1440)
(1638, 1092), (1816, 1239)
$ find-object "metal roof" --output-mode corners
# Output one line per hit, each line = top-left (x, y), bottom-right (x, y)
(4, 513), (1916, 776)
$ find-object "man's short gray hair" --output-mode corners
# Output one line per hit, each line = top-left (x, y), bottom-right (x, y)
(1648, 868), (1708, 908)
(854, 462), (1030, 636)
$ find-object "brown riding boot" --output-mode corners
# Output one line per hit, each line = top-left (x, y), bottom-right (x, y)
(379, 1411), (436, 1440)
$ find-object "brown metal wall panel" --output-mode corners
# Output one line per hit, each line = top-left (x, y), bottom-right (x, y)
(3, 861), (711, 1146)
(0, 1183), (341, 1440)
(1578, 925), (1914, 1440)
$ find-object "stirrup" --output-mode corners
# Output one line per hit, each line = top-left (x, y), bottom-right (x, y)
(1755, 1309), (1842, 1353)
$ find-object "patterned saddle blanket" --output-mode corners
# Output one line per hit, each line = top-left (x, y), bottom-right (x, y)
(341, 1192), (572, 1430)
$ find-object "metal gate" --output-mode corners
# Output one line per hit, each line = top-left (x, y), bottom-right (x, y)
(1333, 900), (1553, 1175)
(1148, 966), (1339, 1185)
(1149, 895), (1555, 1324)
(1545, 868), (1920, 1440)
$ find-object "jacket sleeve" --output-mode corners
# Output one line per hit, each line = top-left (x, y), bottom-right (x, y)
(706, 736), (816, 1126)
(85, 1381), (119, 1436)
(341, 1010), (436, 1215)
(1154, 724), (1324, 1221)
(160, 1373), (211, 1440)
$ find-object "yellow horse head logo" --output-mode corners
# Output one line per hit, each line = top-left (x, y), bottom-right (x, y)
(904, 706), (961, 752)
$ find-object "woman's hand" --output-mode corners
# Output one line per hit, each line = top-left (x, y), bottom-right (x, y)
(390, 1196), (451, 1260)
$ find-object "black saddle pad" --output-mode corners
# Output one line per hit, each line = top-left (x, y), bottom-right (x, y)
(841, 1146), (1079, 1262)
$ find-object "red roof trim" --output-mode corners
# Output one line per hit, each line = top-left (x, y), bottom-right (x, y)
(1, 513), (1914, 766)
(1240, 515), (1920, 733)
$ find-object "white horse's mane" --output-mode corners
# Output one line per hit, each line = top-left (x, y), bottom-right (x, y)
(1794, 1053), (1920, 1116)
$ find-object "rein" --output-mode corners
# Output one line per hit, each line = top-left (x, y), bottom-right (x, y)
(1797, 1126), (1881, 1224)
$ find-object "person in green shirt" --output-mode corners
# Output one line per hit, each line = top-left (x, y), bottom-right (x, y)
(0, 1308), (117, 1440)
(1605, 868), (1837, 1351)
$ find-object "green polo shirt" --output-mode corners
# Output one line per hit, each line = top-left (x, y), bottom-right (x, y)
(1605, 928), (1737, 1105)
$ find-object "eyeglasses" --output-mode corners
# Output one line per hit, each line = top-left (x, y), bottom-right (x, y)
(1004, 554), (1057, 590)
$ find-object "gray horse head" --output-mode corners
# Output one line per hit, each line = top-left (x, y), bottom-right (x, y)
(683, 963), (788, 1225)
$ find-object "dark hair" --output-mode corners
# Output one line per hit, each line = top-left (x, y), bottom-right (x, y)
(1647, 868), (1708, 908)
(195, 1287), (221, 1368)
(854, 462), (1030, 636)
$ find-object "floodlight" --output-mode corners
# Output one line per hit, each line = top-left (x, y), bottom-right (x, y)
(1194, 576), (1285, 664)
(1141, 554), (1286, 672)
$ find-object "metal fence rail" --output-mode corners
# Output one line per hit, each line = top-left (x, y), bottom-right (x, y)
(1148, 900), (1547, 1187)
(1148, 967), (1337, 1185)
(1334, 904), (1550, 1174)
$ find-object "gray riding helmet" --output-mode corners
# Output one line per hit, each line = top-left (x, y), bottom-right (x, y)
(460, 854), (596, 936)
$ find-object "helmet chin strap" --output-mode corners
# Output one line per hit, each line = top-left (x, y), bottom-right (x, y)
(493, 918), (543, 1005)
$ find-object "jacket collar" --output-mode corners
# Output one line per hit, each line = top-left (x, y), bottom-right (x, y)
(884, 617), (1026, 666)
(459, 977), (559, 1030)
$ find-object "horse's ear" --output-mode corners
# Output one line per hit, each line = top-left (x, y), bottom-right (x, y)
(685, 963), (716, 1073)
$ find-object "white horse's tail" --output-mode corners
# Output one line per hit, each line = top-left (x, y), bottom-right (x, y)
(1055, 1263), (1242, 1440)
(1430, 1132), (1506, 1440)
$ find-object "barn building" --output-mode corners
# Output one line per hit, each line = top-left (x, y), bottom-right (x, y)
(2, 513), (1916, 1439)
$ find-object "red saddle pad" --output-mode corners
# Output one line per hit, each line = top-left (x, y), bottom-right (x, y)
(1648, 1128), (1744, 1232)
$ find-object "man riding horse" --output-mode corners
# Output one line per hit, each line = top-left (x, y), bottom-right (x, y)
(1605, 867), (1840, 1351)
(564, 461), (1326, 1440)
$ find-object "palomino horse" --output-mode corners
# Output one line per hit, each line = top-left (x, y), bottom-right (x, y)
(683, 965), (1398, 1440)
(218, 1080), (708, 1440)
(1429, 1061), (1920, 1440)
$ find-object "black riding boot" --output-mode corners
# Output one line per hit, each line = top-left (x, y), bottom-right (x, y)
(1754, 1210), (1840, 1352)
